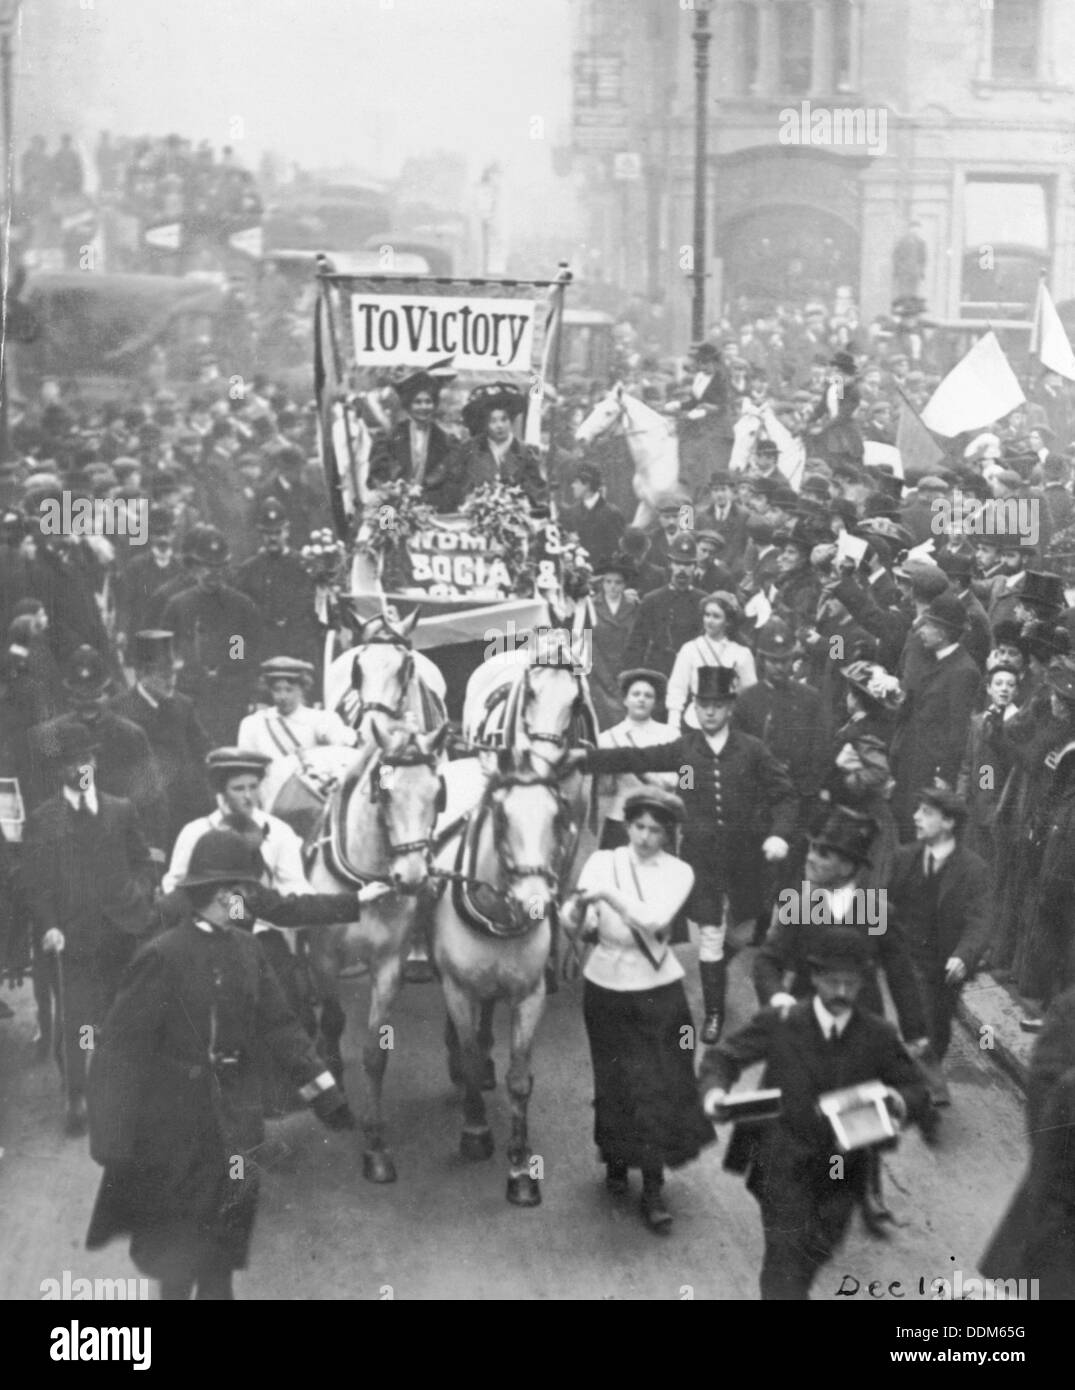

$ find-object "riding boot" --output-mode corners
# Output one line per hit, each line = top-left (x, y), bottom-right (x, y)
(699, 960), (727, 1046)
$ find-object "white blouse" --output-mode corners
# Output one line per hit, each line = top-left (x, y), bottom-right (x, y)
(666, 635), (757, 729)
(597, 717), (680, 821)
(577, 847), (694, 992)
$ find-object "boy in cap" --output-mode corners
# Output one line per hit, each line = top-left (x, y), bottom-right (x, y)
(701, 927), (929, 1300)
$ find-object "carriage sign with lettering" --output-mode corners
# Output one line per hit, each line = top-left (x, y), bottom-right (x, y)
(403, 518), (515, 597)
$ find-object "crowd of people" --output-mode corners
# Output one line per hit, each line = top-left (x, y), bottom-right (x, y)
(3, 273), (1075, 1298)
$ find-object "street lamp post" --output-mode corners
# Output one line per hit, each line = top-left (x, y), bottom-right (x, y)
(0, 0), (21, 464)
(690, 0), (712, 343)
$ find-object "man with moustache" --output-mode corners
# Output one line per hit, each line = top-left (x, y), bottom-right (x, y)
(623, 532), (707, 679)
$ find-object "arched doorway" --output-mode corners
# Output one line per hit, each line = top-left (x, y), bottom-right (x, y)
(719, 203), (860, 308)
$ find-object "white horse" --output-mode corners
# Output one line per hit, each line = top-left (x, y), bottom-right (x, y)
(575, 382), (680, 529)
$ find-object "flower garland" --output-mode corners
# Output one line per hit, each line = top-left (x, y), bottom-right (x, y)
(298, 528), (348, 586)
(360, 479), (436, 556)
(458, 483), (534, 576)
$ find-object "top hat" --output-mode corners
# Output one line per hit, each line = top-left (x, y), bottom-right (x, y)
(806, 926), (870, 972)
(668, 531), (698, 562)
(255, 496), (289, 532)
(573, 461), (603, 490)
(1019, 571), (1065, 613)
(62, 644), (111, 698)
(176, 828), (264, 889)
(755, 617), (801, 659)
(810, 805), (878, 866)
(914, 785), (967, 827)
(619, 667), (667, 698)
(131, 629), (179, 670)
(692, 342), (721, 363)
(622, 785), (687, 825)
(830, 351), (858, 376)
(205, 747), (272, 786)
(1025, 621), (1070, 665)
(709, 469), (733, 488)
(461, 383), (526, 436)
(260, 655), (315, 687)
(147, 504), (176, 540)
(693, 665), (737, 703)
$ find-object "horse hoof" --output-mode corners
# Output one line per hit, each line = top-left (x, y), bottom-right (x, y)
(480, 1058), (496, 1091)
(506, 1174), (542, 1207)
(362, 1150), (398, 1184)
(460, 1129), (494, 1161)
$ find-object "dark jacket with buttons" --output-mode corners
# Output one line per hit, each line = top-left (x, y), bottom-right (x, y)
(623, 583), (707, 677)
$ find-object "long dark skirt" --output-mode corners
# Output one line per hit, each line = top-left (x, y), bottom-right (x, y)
(583, 978), (715, 1171)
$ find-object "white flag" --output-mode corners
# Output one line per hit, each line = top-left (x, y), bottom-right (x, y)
(1030, 279), (1075, 382)
(919, 332), (1025, 437)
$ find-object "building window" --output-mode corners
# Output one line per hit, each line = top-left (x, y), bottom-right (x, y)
(990, 0), (1041, 83)
(777, 1), (813, 95)
(960, 176), (1050, 319)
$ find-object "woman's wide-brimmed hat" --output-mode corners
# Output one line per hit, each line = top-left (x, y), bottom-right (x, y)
(618, 667), (667, 698)
(462, 382), (527, 436)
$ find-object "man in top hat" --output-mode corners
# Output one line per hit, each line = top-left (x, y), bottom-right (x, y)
(560, 461), (625, 573)
(110, 630), (212, 848)
(569, 663), (797, 1044)
(733, 618), (830, 886)
(233, 498), (321, 674)
(237, 656), (354, 766)
(623, 531), (707, 678)
(595, 668), (679, 848)
(447, 384), (547, 511)
(701, 925), (929, 1300)
(886, 788), (992, 1104)
(587, 554), (643, 730)
(368, 367), (459, 508)
(22, 721), (154, 1135)
(35, 644), (168, 862)
(889, 592), (983, 838)
(160, 527), (265, 745)
(85, 827), (362, 1301)
(973, 530), (1032, 629)
(116, 503), (183, 643)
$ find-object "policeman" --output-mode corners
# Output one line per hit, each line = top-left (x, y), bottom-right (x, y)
(109, 630), (213, 847)
(160, 527), (264, 745)
(622, 531), (707, 679)
(86, 828), (360, 1300)
(233, 498), (321, 673)
(116, 504), (183, 642)
(571, 664), (797, 1043)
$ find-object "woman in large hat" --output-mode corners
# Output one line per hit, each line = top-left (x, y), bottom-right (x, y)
(562, 786), (714, 1233)
(447, 382), (548, 511)
(368, 366), (459, 509)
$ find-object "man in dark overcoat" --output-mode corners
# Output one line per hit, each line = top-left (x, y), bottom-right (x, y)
(86, 829), (363, 1301)
(700, 928), (929, 1300)
(232, 497), (321, 674)
(22, 722), (154, 1135)
(571, 664), (797, 1045)
(622, 531), (707, 678)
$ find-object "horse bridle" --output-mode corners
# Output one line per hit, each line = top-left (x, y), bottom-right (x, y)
(518, 663), (586, 752)
(487, 774), (574, 892)
(351, 628), (416, 722)
(367, 747), (445, 865)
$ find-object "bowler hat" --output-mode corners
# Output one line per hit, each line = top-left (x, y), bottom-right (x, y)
(39, 718), (98, 765)
(917, 592), (966, 635)
(810, 805), (878, 866)
(1025, 622), (1069, 665)
(622, 786), (686, 826)
(806, 927), (869, 973)
(755, 617), (801, 659)
(830, 351), (858, 376)
(618, 667), (667, 698)
(176, 828), (264, 889)
(62, 644), (111, 698)
(190, 526), (231, 568)
(655, 488), (692, 514)
(260, 655), (315, 687)
(936, 548), (975, 581)
(693, 665), (737, 703)
(131, 629), (179, 670)
(1046, 655), (1075, 703)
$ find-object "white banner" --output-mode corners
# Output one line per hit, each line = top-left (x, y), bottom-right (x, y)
(350, 293), (536, 371)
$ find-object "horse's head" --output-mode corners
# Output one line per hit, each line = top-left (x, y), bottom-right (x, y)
(512, 649), (588, 767)
(574, 383), (625, 445)
(368, 719), (449, 892)
(487, 750), (577, 927)
(349, 608), (421, 724)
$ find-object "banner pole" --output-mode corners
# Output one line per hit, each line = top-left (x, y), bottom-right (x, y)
(545, 261), (572, 510)
(316, 260), (358, 535)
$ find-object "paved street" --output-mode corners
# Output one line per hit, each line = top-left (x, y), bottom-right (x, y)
(0, 941), (1029, 1301)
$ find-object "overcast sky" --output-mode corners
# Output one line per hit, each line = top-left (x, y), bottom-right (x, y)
(17, 0), (573, 181)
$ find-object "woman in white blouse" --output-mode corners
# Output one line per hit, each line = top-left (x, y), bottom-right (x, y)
(563, 787), (714, 1233)
(666, 591), (756, 730)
